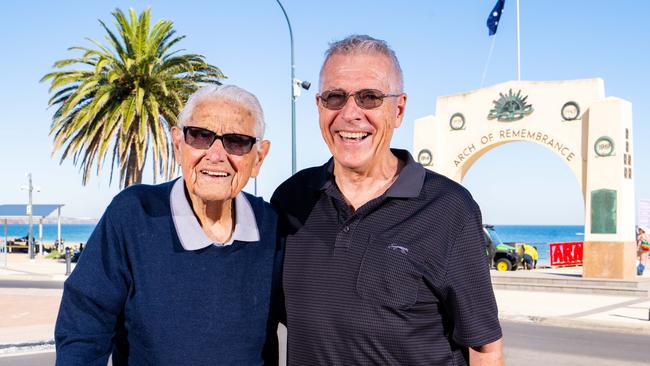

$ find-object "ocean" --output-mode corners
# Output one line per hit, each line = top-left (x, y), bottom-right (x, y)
(494, 225), (584, 267)
(1, 223), (583, 266)
(1, 224), (95, 244)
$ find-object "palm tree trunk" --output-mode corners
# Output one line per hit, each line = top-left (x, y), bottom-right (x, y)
(125, 141), (143, 186)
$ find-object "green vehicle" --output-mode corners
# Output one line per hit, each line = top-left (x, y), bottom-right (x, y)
(483, 225), (520, 271)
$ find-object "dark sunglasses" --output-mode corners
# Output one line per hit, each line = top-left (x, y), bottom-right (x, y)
(318, 88), (401, 110)
(182, 126), (258, 155)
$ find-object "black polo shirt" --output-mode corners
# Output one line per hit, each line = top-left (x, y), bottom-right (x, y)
(271, 149), (502, 366)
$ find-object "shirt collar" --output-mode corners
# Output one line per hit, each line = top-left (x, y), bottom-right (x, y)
(384, 149), (426, 198)
(170, 178), (260, 250)
(313, 148), (426, 198)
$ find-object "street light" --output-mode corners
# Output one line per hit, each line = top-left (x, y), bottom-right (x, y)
(275, 0), (310, 174)
(20, 173), (40, 260)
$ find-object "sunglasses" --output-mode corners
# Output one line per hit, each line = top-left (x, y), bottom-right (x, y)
(182, 126), (258, 155)
(318, 89), (401, 110)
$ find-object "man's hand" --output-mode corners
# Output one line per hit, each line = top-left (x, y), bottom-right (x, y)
(469, 338), (504, 366)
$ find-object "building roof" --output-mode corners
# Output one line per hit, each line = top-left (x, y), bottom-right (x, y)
(0, 204), (64, 218)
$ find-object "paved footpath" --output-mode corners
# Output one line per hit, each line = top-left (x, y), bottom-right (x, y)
(494, 267), (650, 334)
(0, 254), (69, 354)
(495, 289), (650, 333)
(0, 287), (61, 344)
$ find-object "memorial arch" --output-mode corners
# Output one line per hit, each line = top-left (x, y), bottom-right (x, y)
(413, 79), (636, 280)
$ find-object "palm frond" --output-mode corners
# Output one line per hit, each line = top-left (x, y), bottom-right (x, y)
(42, 7), (223, 187)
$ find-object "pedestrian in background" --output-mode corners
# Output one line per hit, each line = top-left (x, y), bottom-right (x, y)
(519, 243), (538, 270)
(636, 226), (649, 275)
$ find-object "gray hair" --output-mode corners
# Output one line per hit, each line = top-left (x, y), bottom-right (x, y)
(178, 84), (265, 138)
(319, 34), (404, 92)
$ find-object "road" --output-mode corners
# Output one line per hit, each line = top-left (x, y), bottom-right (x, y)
(2, 321), (649, 365)
(0, 280), (63, 289)
(502, 321), (650, 365)
(0, 351), (56, 366)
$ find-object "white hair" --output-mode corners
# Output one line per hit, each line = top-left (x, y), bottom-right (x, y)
(178, 84), (265, 138)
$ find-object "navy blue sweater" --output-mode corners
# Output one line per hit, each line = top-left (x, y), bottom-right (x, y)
(55, 181), (282, 365)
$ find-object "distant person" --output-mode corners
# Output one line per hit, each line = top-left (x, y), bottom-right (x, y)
(272, 35), (503, 366)
(637, 226), (649, 275)
(519, 244), (538, 270)
(486, 236), (497, 268)
(55, 85), (282, 365)
(72, 243), (84, 263)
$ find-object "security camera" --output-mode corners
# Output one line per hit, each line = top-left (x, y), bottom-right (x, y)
(293, 79), (312, 98)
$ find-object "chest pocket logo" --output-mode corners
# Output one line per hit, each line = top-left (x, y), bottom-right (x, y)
(356, 236), (422, 309)
(387, 244), (409, 254)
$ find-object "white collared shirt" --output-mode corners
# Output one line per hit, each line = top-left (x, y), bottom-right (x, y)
(169, 178), (260, 250)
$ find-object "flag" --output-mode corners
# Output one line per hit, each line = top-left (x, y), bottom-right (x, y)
(487, 0), (505, 35)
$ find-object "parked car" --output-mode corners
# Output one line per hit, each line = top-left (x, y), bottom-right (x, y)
(483, 225), (520, 271)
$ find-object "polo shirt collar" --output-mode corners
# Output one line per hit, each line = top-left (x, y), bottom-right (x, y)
(170, 178), (260, 250)
(315, 148), (426, 198)
(385, 149), (426, 198)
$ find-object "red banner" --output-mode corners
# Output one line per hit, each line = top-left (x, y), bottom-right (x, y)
(550, 242), (583, 266)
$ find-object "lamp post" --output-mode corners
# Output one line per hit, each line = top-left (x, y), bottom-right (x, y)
(21, 173), (41, 260)
(275, 0), (310, 174)
(23, 173), (35, 259)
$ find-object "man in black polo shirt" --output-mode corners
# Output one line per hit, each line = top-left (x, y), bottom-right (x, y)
(272, 35), (504, 365)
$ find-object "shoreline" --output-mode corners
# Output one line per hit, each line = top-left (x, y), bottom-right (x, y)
(1, 240), (86, 250)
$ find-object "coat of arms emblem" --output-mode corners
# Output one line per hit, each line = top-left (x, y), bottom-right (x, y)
(488, 89), (534, 122)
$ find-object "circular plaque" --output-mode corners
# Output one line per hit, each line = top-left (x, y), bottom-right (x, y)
(594, 136), (615, 157)
(561, 101), (580, 121)
(417, 149), (433, 166)
(449, 113), (465, 130)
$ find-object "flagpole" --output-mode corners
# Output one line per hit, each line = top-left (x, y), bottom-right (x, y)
(480, 35), (497, 87)
(516, 0), (521, 81)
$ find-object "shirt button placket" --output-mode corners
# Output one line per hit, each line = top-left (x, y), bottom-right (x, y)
(334, 220), (358, 250)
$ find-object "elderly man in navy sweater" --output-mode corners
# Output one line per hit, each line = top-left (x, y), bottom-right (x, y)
(55, 85), (282, 365)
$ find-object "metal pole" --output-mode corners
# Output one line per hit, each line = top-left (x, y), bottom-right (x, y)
(65, 247), (71, 276)
(3, 219), (7, 268)
(516, 0), (521, 81)
(276, 0), (297, 174)
(57, 207), (62, 252)
(27, 173), (34, 260)
(38, 217), (43, 256)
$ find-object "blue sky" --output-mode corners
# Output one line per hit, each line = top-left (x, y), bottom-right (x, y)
(1, 0), (648, 225)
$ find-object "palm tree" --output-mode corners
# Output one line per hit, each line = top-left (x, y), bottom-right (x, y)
(41, 8), (224, 187)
